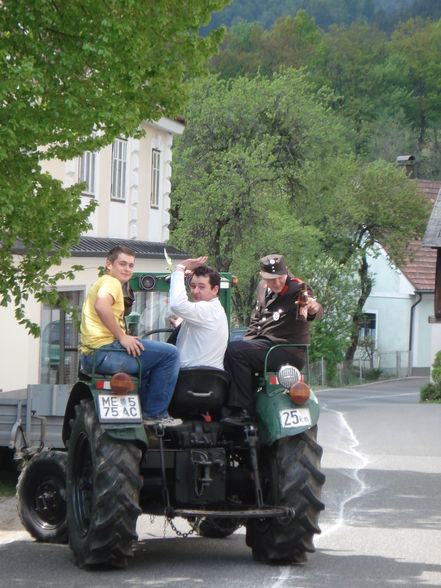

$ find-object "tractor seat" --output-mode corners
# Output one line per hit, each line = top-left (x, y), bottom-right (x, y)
(169, 366), (231, 420)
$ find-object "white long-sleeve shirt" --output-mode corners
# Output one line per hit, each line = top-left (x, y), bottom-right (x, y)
(169, 270), (228, 369)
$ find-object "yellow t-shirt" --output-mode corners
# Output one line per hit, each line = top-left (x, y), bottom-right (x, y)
(80, 274), (126, 353)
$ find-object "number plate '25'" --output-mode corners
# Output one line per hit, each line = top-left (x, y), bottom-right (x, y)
(98, 394), (142, 423)
(280, 408), (311, 429)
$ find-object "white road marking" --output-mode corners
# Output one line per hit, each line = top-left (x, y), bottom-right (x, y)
(316, 405), (369, 541)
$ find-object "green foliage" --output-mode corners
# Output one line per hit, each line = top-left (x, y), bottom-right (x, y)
(430, 350), (441, 386)
(211, 12), (324, 78)
(390, 19), (441, 146)
(420, 350), (441, 402)
(307, 256), (360, 372)
(205, 0), (398, 33)
(170, 68), (430, 368)
(420, 382), (441, 403)
(170, 71), (343, 360)
(209, 8), (441, 178)
(0, 0), (229, 334)
(295, 154), (429, 358)
(363, 367), (383, 381)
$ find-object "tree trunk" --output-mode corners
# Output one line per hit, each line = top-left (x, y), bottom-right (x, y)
(345, 253), (373, 362)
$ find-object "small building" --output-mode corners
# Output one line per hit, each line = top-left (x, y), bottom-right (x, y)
(421, 181), (441, 372)
(360, 180), (440, 376)
(0, 118), (185, 392)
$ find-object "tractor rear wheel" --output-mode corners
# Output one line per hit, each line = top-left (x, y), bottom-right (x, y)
(246, 426), (325, 564)
(66, 399), (142, 568)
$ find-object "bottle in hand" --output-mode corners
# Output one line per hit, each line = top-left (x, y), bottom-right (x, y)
(297, 283), (308, 321)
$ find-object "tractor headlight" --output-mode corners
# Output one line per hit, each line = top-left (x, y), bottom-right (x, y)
(277, 365), (301, 389)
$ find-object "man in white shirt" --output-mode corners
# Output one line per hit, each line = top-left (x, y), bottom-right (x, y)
(169, 256), (228, 369)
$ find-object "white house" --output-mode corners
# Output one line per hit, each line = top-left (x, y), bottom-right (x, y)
(0, 117), (185, 392)
(359, 180), (440, 376)
(421, 182), (441, 376)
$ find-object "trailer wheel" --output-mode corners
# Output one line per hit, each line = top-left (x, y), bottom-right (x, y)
(66, 399), (142, 568)
(246, 426), (325, 564)
(17, 450), (68, 543)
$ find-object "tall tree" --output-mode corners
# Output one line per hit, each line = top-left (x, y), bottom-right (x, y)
(170, 70), (429, 370)
(0, 0), (228, 333)
(389, 17), (441, 150)
(294, 156), (430, 359)
(170, 70), (356, 366)
(316, 22), (389, 154)
(210, 12), (324, 78)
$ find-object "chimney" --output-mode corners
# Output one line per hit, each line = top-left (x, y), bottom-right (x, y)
(396, 155), (416, 178)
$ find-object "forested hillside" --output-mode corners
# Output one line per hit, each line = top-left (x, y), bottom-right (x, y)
(205, 0), (439, 33)
(208, 10), (441, 180)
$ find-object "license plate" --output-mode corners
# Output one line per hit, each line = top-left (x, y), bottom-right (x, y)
(280, 408), (311, 429)
(97, 394), (142, 423)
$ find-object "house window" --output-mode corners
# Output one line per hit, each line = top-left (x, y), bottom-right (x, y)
(111, 138), (127, 201)
(40, 291), (81, 386)
(78, 151), (96, 195)
(359, 313), (376, 343)
(151, 149), (161, 208)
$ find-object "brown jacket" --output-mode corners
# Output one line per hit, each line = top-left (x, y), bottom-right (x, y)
(244, 276), (323, 345)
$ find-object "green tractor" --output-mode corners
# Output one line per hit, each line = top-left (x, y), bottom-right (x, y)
(54, 271), (324, 568)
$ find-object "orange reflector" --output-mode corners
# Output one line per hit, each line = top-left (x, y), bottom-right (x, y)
(232, 276), (238, 286)
(110, 372), (134, 395)
(289, 381), (310, 405)
(270, 376), (278, 385)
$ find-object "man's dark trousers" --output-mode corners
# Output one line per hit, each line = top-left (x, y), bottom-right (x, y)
(224, 338), (306, 417)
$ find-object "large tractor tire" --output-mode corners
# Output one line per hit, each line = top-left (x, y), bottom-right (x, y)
(17, 450), (68, 543)
(196, 517), (241, 538)
(66, 399), (142, 568)
(246, 426), (325, 564)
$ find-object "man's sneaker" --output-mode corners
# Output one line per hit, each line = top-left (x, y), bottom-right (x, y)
(143, 414), (183, 427)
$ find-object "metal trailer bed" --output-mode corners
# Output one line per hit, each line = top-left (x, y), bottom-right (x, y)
(0, 385), (69, 458)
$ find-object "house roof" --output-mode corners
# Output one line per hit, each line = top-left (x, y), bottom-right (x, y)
(400, 180), (441, 292)
(10, 236), (187, 260)
(69, 237), (186, 259)
(400, 239), (437, 292)
(422, 180), (441, 247)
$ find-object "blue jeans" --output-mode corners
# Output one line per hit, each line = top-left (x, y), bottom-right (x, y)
(81, 340), (180, 418)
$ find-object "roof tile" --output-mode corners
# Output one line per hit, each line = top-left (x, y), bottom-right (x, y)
(400, 180), (441, 291)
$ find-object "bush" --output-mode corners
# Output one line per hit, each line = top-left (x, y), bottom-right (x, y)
(421, 350), (441, 402)
(420, 383), (441, 403)
(363, 368), (383, 381)
(431, 350), (441, 386)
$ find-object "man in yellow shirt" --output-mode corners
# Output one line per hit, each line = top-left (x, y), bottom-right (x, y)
(80, 245), (181, 426)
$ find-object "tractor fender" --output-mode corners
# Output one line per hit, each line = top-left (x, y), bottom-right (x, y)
(256, 387), (320, 445)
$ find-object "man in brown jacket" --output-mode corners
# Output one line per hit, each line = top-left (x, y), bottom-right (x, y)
(223, 254), (323, 422)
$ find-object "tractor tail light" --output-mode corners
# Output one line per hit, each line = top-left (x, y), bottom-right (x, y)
(289, 381), (310, 405)
(109, 372), (134, 395)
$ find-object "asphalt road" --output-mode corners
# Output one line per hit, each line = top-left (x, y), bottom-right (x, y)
(0, 377), (440, 588)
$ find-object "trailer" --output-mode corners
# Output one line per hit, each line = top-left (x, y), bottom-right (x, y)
(0, 385), (69, 461)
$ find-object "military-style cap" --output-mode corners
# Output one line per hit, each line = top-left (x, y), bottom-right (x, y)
(259, 254), (288, 279)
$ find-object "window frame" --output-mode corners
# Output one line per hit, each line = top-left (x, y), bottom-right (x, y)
(78, 150), (96, 196)
(359, 312), (377, 345)
(150, 148), (161, 209)
(111, 138), (128, 201)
